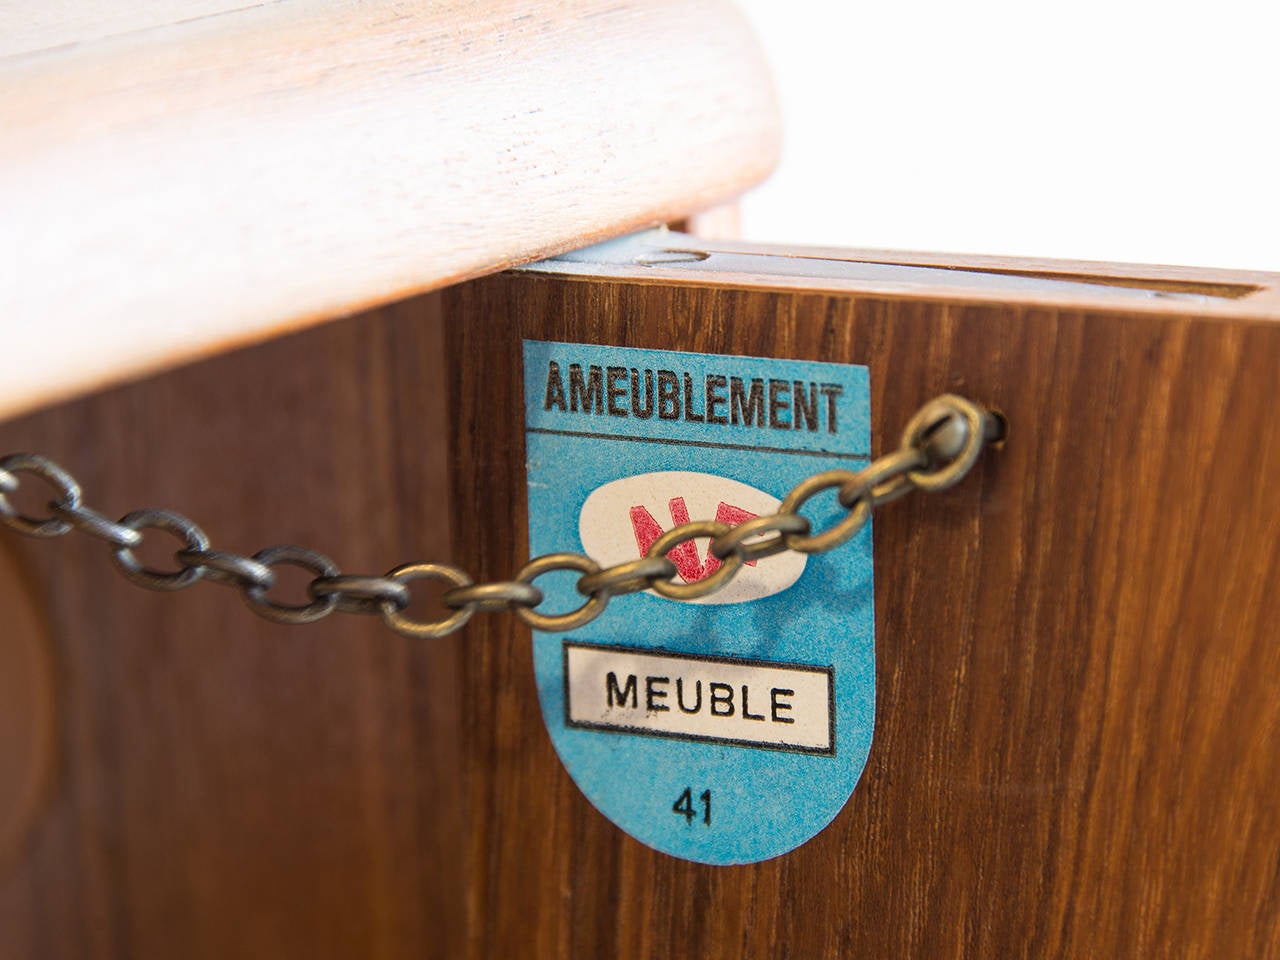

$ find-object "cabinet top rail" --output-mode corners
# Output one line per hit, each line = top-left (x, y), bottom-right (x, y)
(0, 0), (780, 420)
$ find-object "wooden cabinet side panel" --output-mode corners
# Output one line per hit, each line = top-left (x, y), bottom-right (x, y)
(0, 294), (466, 960)
(444, 273), (1280, 959)
(1, 272), (1276, 958)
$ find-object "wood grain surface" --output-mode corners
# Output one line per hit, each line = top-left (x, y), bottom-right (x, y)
(2, 254), (1279, 957)
(0, 537), (55, 878)
(444, 269), (1280, 958)
(0, 0), (779, 421)
(0, 294), (467, 959)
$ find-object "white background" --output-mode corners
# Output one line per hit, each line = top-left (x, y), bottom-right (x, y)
(734, 1), (1280, 271)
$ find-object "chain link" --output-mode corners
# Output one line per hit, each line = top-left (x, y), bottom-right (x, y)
(0, 394), (1004, 639)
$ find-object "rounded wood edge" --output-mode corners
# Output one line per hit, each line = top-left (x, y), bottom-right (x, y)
(0, 0), (781, 421)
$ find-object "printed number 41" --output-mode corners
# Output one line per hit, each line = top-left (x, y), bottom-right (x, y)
(673, 787), (711, 826)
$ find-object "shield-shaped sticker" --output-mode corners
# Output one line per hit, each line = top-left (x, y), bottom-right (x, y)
(523, 340), (874, 865)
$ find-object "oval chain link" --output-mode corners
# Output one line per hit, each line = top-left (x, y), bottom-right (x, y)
(177, 548), (275, 590)
(111, 509), (211, 591)
(311, 574), (411, 615)
(577, 555), (677, 598)
(646, 520), (744, 600)
(241, 545), (340, 623)
(52, 501), (144, 548)
(709, 512), (811, 563)
(0, 394), (1003, 638)
(380, 562), (476, 639)
(442, 580), (543, 613)
(514, 553), (608, 632)
(0, 453), (81, 537)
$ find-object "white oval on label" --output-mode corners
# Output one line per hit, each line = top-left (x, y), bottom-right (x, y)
(578, 471), (806, 605)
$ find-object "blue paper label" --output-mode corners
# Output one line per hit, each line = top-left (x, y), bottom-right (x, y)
(523, 340), (874, 865)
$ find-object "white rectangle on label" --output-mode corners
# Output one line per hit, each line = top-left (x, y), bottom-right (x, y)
(564, 642), (834, 754)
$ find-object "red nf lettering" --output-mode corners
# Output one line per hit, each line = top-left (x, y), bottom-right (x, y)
(629, 498), (758, 583)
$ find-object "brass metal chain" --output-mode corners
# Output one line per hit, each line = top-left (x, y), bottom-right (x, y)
(0, 394), (1004, 639)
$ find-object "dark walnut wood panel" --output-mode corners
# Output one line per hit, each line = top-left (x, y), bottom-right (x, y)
(0, 294), (466, 960)
(0, 536), (55, 881)
(2, 265), (1278, 958)
(444, 272), (1280, 959)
